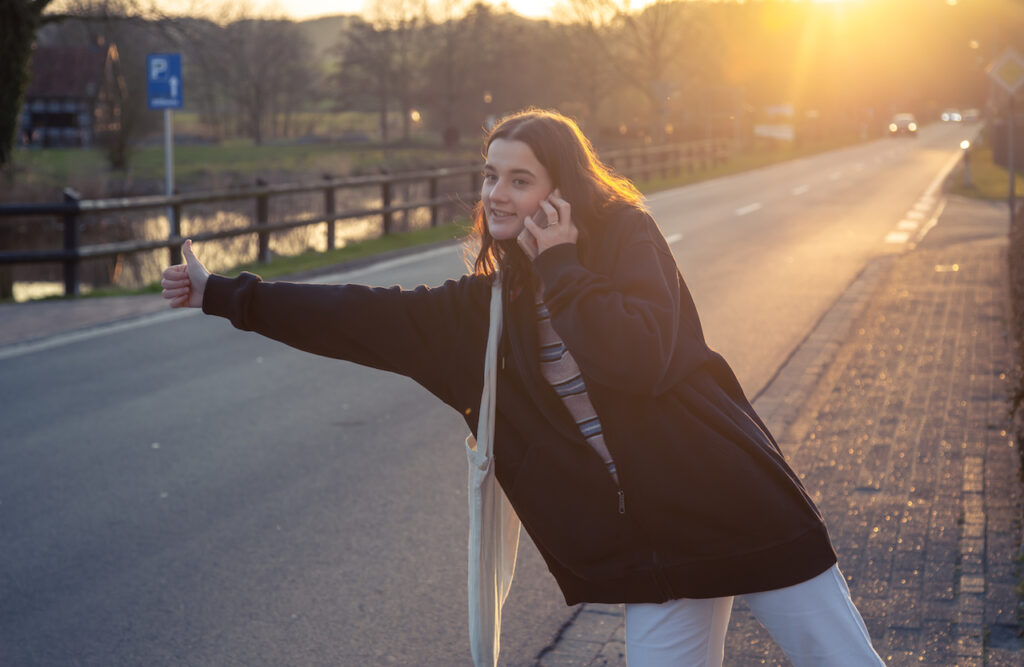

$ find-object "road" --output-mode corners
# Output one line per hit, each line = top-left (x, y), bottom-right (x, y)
(0, 121), (977, 666)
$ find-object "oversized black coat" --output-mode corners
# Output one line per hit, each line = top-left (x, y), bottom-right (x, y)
(202, 205), (837, 604)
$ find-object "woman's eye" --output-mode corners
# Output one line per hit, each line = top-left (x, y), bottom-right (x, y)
(513, 179), (529, 186)
(483, 173), (496, 183)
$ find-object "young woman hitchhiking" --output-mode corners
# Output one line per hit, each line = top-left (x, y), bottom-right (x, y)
(162, 109), (885, 666)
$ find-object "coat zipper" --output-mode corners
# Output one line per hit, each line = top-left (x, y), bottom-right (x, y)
(617, 489), (626, 515)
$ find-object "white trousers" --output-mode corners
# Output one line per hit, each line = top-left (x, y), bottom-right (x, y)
(624, 564), (885, 666)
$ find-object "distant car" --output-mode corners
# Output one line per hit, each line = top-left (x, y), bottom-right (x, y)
(940, 108), (962, 122)
(888, 113), (918, 137)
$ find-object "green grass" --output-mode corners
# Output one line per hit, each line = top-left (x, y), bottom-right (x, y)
(48, 220), (472, 301)
(227, 220), (470, 280)
(946, 146), (1024, 201)
(9, 141), (477, 197)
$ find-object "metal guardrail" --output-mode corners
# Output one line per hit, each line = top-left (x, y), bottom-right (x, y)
(0, 138), (732, 296)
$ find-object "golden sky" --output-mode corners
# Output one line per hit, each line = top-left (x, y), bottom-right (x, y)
(269, 0), (565, 20)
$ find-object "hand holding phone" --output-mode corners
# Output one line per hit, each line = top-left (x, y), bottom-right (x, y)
(518, 190), (576, 260)
(516, 205), (548, 260)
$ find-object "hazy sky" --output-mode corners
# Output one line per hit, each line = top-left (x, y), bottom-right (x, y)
(257, 0), (561, 20)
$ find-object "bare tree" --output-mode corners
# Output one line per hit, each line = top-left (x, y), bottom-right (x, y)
(368, 0), (426, 142)
(221, 17), (314, 144)
(333, 0), (426, 144)
(335, 17), (396, 142)
(568, 0), (720, 140)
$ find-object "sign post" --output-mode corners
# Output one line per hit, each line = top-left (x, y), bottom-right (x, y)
(147, 53), (184, 263)
(986, 48), (1024, 227)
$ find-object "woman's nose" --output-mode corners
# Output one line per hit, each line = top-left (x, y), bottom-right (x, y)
(488, 179), (510, 202)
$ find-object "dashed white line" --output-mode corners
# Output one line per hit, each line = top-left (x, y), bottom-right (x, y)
(735, 203), (762, 216)
(884, 231), (912, 244)
(792, 185), (810, 196)
(897, 220), (919, 231)
(906, 209), (926, 220)
(829, 172), (842, 181)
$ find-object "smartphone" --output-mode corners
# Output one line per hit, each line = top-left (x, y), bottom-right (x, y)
(529, 205), (549, 229)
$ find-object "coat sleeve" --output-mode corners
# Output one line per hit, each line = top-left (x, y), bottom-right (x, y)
(201, 271), (488, 408)
(531, 212), (712, 396)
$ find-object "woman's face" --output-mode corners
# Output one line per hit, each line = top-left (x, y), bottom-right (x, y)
(481, 138), (554, 241)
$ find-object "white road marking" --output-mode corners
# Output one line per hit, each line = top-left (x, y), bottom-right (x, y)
(897, 220), (919, 231)
(735, 203), (762, 216)
(923, 150), (970, 199)
(0, 244), (464, 361)
(665, 232), (684, 245)
(913, 201), (932, 212)
(0, 308), (199, 362)
(792, 185), (810, 196)
(911, 197), (947, 248)
(830, 172), (842, 181)
(854, 163), (865, 171)
(316, 244), (461, 284)
(885, 231), (912, 244)
(906, 209), (926, 220)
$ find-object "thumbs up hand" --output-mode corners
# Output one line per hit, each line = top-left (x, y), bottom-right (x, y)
(161, 239), (210, 309)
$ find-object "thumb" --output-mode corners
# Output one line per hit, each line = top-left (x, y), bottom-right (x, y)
(182, 239), (197, 265)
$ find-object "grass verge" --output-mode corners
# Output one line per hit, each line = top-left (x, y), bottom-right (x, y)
(946, 146), (1024, 201)
(37, 221), (471, 302)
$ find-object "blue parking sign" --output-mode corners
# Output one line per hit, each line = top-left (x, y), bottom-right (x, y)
(147, 53), (183, 110)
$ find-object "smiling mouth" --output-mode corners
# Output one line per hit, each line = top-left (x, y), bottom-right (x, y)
(490, 209), (516, 219)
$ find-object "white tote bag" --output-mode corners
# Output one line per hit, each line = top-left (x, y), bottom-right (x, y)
(465, 275), (521, 667)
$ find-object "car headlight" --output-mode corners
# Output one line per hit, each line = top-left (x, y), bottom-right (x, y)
(908, 123), (917, 131)
(889, 123), (898, 132)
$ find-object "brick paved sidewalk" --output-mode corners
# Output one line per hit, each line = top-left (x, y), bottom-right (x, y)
(539, 222), (1022, 664)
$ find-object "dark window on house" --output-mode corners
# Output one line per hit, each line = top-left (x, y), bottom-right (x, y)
(31, 112), (78, 128)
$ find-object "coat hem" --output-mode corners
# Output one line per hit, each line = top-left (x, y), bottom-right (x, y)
(558, 525), (837, 605)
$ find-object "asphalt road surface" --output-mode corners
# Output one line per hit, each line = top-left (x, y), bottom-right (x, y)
(0, 121), (978, 666)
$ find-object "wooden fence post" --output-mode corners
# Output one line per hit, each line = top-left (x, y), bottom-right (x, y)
(255, 178), (270, 264)
(62, 188), (81, 297)
(429, 173), (439, 227)
(169, 193), (182, 267)
(380, 169), (392, 236)
(323, 175), (336, 250)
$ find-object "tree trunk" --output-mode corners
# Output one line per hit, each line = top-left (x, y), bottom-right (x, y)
(1, 1), (49, 168)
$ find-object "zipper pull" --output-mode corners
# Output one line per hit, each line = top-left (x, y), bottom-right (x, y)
(501, 355), (506, 370)
(617, 489), (626, 515)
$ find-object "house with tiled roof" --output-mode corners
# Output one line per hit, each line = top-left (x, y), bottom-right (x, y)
(18, 41), (126, 148)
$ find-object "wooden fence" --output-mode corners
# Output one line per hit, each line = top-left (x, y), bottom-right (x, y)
(0, 138), (732, 297)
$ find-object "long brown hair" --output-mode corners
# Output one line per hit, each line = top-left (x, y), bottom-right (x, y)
(468, 109), (645, 280)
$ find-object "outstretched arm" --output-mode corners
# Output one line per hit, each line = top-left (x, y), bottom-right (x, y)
(161, 240), (489, 409)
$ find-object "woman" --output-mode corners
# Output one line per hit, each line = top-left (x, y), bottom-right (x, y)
(162, 109), (884, 666)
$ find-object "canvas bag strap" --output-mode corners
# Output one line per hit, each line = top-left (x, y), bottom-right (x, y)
(477, 273), (502, 458)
